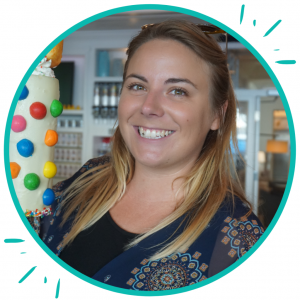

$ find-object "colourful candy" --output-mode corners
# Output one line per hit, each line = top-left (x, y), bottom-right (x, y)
(42, 207), (52, 217)
(44, 130), (58, 147)
(24, 173), (40, 190)
(30, 102), (47, 119)
(10, 162), (21, 179)
(25, 207), (52, 218)
(11, 115), (26, 132)
(43, 161), (57, 178)
(50, 100), (63, 117)
(19, 85), (29, 100)
(17, 139), (34, 157)
(43, 188), (55, 206)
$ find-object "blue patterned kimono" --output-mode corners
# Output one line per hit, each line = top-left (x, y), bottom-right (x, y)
(42, 157), (264, 291)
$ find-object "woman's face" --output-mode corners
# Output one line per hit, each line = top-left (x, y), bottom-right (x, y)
(118, 39), (220, 172)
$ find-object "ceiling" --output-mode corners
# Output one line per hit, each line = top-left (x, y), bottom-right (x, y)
(77, 10), (274, 89)
(78, 10), (209, 31)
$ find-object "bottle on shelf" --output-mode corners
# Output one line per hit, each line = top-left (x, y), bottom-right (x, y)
(109, 83), (118, 119)
(100, 84), (109, 119)
(92, 84), (101, 121)
(93, 82), (122, 122)
(117, 83), (123, 97)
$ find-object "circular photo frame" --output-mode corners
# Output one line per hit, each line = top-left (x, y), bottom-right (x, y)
(4, 4), (296, 296)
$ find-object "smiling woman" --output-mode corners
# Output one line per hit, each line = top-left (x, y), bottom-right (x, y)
(119, 39), (219, 174)
(42, 20), (264, 291)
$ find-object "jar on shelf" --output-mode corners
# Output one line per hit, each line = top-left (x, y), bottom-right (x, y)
(97, 51), (110, 77)
(97, 137), (111, 156)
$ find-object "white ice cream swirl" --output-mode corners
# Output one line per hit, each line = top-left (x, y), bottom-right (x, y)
(32, 57), (55, 77)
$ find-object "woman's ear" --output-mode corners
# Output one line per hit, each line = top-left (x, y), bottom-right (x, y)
(210, 100), (228, 130)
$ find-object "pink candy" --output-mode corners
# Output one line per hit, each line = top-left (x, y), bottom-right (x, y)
(12, 115), (26, 132)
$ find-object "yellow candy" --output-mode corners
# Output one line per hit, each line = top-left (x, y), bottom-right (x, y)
(43, 161), (57, 178)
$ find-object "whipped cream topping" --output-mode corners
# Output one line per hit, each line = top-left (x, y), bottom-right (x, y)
(138, 126), (174, 139)
(32, 57), (55, 77)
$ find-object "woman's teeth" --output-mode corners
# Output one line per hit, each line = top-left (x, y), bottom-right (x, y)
(138, 127), (174, 139)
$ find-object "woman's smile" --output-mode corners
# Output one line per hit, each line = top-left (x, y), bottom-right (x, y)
(133, 125), (175, 140)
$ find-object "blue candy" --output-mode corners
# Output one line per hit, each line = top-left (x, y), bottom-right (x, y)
(17, 139), (34, 157)
(19, 85), (29, 100)
(43, 188), (55, 206)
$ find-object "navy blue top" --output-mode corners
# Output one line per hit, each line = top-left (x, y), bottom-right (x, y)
(42, 156), (264, 291)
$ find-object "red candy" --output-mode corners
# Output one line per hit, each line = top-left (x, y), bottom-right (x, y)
(30, 102), (47, 120)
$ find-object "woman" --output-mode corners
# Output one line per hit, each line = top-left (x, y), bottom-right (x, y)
(42, 20), (264, 291)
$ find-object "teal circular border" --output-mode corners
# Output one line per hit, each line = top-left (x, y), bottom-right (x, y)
(4, 4), (296, 297)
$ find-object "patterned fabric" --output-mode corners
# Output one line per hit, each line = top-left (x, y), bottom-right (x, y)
(27, 216), (41, 235)
(128, 252), (207, 290)
(222, 217), (264, 258)
(41, 156), (264, 291)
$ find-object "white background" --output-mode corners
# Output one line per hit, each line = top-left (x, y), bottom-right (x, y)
(1, 0), (300, 299)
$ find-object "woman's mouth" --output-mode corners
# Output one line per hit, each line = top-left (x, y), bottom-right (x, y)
(137, 126), (175, 139)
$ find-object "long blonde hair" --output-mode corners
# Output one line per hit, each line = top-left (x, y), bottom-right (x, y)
(59, 20), (250, 260)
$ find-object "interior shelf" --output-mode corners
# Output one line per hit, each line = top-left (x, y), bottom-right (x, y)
(61, 110), (84, 115)
(57, 127), (84, 133)
(55, 145), (82, 149)
(94, 76), (123, 82)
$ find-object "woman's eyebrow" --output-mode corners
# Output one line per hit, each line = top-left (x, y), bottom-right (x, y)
(125, 74), (197, 88)
(125, 73), (147, 82)
(165, 78), (197, 89)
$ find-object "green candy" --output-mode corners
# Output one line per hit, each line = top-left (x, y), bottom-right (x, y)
(24, 173), (40, 190)
(50, 100), (63, 117)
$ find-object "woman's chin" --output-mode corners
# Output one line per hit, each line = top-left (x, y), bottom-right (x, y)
(133, 152), (170, 169)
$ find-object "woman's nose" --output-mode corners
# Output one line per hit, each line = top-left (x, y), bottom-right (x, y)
(140, 91), (164, 117)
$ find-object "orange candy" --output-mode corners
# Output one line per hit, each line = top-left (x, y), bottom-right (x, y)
(44, 130), (58, 147)
(10, 162), (21, 179)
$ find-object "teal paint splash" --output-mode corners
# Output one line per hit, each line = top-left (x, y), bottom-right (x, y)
(19, 266), (37, 283)
(274, 49), (280, 51)
(253, 20), (256, 26)
(55, 279), (60, 298)
(276, 60), (296, 64)
(4, 239), (24, 243)
(264, 20), (282, 37)
(20, 252), (26, 254)
(44, 277), (47, 283)
(240, 4), (245, 24)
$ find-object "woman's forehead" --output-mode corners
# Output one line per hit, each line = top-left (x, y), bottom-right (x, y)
(127, 39), (211, 85)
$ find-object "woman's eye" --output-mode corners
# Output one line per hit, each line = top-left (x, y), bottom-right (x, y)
(128, 84), (145, 91)
(170, 89), (187, 96)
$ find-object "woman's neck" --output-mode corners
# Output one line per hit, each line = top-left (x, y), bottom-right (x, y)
(126, 160), (195, 207)
(109, 159), (196, 233)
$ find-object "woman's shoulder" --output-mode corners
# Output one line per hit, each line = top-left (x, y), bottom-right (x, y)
(213, 195), (265, 233)
(187, 196), (265, 278)
(53, 155), (111, 194)
(203, 196), (265, 265)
